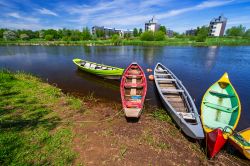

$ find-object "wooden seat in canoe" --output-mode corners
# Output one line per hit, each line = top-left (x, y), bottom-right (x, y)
(124, 83), (144, 88)
(209, 90), (235, 98)
(125, 74), (143, 78)
(203, 101), (238, 113)
(126, 101), (141, 108)
(161, 88), (184, 93)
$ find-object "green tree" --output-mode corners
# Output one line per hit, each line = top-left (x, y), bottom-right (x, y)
(226, 25), (246, 36)
(244, 29), (250, 37)
(159, 26), (166, 34)
(96, 29), (105, 38)
(139, 28), (143, 36)
(82, 27), (92, 40)
(39, 30), (45, 38)
(20, 34), (29, 40)
(0, 29), (7, 39)
(45, 34), (54, 41)
(133, 28), (138, 37)
(196, 26), (209, 42)
(3, 30), (17, 40)
(112, 34), (121, 45)
(154, 31), (165, 41)
(140, 31), (154, 41)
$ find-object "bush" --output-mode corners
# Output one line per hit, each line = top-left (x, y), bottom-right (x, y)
(112, 34), (121, 45)
(3, 30), (17, 40)
(154, 31), (165, 41)
(140, 31), (154, 41)
(20, 34), (29, 40)
(45, 35), (54, 41)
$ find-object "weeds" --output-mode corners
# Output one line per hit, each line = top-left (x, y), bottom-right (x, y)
(151, 109), (172, 123)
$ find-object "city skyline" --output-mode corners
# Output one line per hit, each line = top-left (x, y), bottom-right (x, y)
(0, 0), (250, 32)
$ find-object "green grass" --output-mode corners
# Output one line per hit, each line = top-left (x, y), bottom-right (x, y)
(1, 37), (250, 46)
(151, 109), (172, 123)
(0, 70), (82, 165)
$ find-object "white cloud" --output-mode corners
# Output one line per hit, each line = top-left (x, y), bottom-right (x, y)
(37, 8), (58, 16)
(65, 0), (235, 28)
(7, 12), (39, 23)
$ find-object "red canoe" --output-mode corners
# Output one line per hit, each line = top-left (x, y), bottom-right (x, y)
(206, 128), (227, 158)
(120, 62), (147, 118)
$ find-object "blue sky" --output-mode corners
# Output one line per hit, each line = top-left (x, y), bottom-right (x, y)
(0, 0), (250, 32)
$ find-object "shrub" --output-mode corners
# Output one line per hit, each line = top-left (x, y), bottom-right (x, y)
(45, 35), (54, 41)
(154, 31), (165, 41)
(112, 34), (121, 45)
(140, 31), (154, 41)
(20, 34), (29, 40)
(3, 30), (17, 40)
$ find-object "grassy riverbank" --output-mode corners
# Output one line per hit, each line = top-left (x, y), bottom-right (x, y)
(0, 70), (249, 165)
(1, 37), (250, 46)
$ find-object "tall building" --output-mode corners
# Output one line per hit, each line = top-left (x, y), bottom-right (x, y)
(145, 16), (161, 32)
(209, 15), (227, 37)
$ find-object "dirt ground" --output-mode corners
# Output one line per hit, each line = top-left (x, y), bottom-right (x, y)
(57, 97), (250, 166)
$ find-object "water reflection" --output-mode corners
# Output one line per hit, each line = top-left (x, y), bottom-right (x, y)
(204, 46), (220, 70)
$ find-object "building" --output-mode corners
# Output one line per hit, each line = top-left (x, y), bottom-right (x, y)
(92, 26), (133, 38)
(166, 29), (174, 37)
(209, 15), (227, 37)
(185, 29), (197, 36)
(145, 16), (161, 32)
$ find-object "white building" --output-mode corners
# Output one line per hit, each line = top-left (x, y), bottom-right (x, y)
(209, 15), (227, 37)
(145, 16), (161, 32)
(92, 26), (133, 38)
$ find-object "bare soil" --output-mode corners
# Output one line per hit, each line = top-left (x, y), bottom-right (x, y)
(57, 98), (250, 166)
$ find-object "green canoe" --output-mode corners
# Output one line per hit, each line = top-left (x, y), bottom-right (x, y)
(201, 72), (241, 135)
(73, 58), (124, 79)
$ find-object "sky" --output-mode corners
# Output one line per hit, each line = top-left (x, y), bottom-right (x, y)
(0, 0), (250, 32)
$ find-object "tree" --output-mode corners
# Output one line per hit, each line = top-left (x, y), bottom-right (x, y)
(96, 29), (105, 38)
(159, 26), (167, 34)
(20, 34), (29, 40)
(154, 31), (165, 41)
(226, 25), (246, 36)
(196, 26), (209, 42)
(3, 30), (17, 40)
(82, 27), (92, 40)
(140, 31), (154, 41)
(139, 28), (143, 36)
(112, 34), (121, 45)
(0, 29), (7, 39)
(39, 30), (45, 38)
(244, 29), (250, 37)
(133, 28), (138, 37)
(45, 34), (54, 41)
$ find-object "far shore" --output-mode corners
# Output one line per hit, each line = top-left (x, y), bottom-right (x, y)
(1, 37), (250, 46)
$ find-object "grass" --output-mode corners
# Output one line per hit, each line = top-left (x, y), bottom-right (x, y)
(151, 109), (172, 123)
(1, 37), (250, 46)
(0, 69), (83, 165)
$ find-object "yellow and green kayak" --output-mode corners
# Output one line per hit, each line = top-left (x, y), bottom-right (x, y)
(229, 128), (250, 160)
(201, 72), (241, 158)
(73, 58), (124, 79)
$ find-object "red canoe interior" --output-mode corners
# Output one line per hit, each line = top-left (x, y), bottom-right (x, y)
(120, 63), (147, 117)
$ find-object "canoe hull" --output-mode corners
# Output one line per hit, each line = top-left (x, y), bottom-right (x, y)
(73, 58), (124, 79)
(207, 128), (227, 158)
(120, 62), (147, 118)
(154, 63), (204, 139)
(201, 73), (241, 157)
(228, 128), (250, 160)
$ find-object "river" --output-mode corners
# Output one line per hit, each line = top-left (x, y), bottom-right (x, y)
(0, 45), (249, 130)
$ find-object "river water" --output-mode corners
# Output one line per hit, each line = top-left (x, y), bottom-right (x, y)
(0, 45), (249, 130)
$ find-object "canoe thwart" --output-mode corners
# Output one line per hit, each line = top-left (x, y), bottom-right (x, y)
(161, 88), (184, 93)
(203, 101), (238, 113)
(209, 90), (235, 98)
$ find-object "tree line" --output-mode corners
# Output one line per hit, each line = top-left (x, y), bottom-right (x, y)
(0, 24), (249, 42)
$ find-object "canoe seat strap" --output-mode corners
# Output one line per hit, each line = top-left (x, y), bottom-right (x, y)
(161, 88), (184, 93)
(209, 90), (235, 98)
(203, 101), (238, 113)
